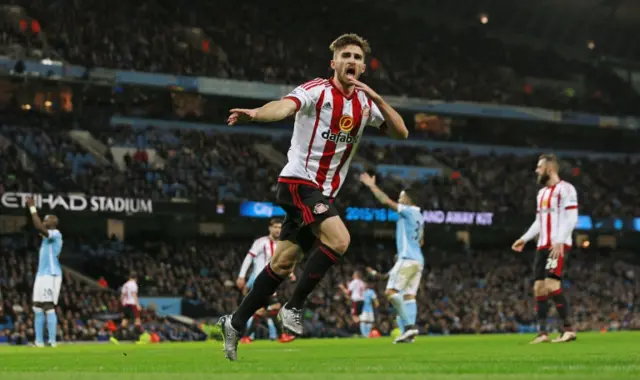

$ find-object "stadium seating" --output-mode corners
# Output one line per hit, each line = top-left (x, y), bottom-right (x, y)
(0, 236), (206, 344)
(3, 234), (638, 343)
(3, 0), (638, 114)
(1, 0), (639, 348)
(3, 111), (639, 219)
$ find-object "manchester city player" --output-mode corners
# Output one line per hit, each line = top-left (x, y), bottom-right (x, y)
(360, 174), (424, 344)
(26, 196), (63, 347)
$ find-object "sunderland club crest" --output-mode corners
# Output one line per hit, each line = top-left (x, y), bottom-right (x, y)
(314, 203), (329, 215)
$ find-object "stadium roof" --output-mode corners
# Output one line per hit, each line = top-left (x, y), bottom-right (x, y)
(554, 0), (640, 24)
(389, 0), (640, 61)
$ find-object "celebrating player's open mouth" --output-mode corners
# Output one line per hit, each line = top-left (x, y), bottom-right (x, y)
(346, 67), (356, 79)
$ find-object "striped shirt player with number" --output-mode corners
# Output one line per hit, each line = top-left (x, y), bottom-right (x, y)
(515, 158), (579, 345)
(522, 181), (578, 284)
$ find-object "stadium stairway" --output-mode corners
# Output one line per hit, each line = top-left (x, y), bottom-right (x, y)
(109, 146), (165, 171)
(416, 150), (480, 195)
(68, 130), (113, 167)
(0, 134), (38, 172)
(62, 265), (112, 292)
(254, 143), (286, 167)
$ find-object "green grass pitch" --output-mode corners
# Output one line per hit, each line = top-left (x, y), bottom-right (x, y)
(1, 332), (640, 380)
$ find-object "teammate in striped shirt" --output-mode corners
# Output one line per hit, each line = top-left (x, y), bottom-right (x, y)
(121, 273), (141, 331)
(26, 196), (62, 348)
(338, 271), (366, 325)
(512, 154), (579, 344)
(219, 33), (408, 360)
(339, 275), (379, 338)
(236, 219), (281, 342)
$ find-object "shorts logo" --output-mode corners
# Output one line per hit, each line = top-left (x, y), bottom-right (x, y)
(339, 115), (354, 132)
(313, 203), (329, 215)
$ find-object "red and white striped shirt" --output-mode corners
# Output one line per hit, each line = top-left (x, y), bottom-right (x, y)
(280, 77), (386, 197)
(532, 181), (579, 249)
(238, 236), (277, 278)
(348, 279), (366, 302)
(121, 280), (138, 306)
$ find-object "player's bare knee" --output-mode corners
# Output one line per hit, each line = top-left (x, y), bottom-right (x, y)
(329, 237), (350, 255)
(323, 229), (350, 255)
(270, 251), (296, 276)
(315, 217), (350, 254)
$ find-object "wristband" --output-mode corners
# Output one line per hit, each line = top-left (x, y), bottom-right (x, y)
(29, 206), (37, 214)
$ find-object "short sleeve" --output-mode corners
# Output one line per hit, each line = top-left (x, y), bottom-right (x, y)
(47, 229), (61, 241)
(366, 100), (386, 129)
(561, 184), (578, 210)
(397, 204), (411, 218)
(282, 78), (325, 114)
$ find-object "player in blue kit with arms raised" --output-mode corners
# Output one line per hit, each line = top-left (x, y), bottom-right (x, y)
(360, 173), (424, 344)
(26, 196), (63, 347)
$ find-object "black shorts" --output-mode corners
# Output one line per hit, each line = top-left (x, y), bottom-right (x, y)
(122, 304), (140, 320)
(276, 179), (339, 252)
(352, 301), (364, 317)
(533, 246), (570, 281)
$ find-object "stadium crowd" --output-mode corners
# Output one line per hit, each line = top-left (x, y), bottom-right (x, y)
(3, 111), (638, 220)
(0, 0), (638, 345)
(3, 0), (638, 115)
(1, 234), (639, 344)
(0, 235), (206, 344)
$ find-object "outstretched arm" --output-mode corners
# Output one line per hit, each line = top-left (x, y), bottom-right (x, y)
(227, 98), (298, 125)
(359, 173), (399, 211)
